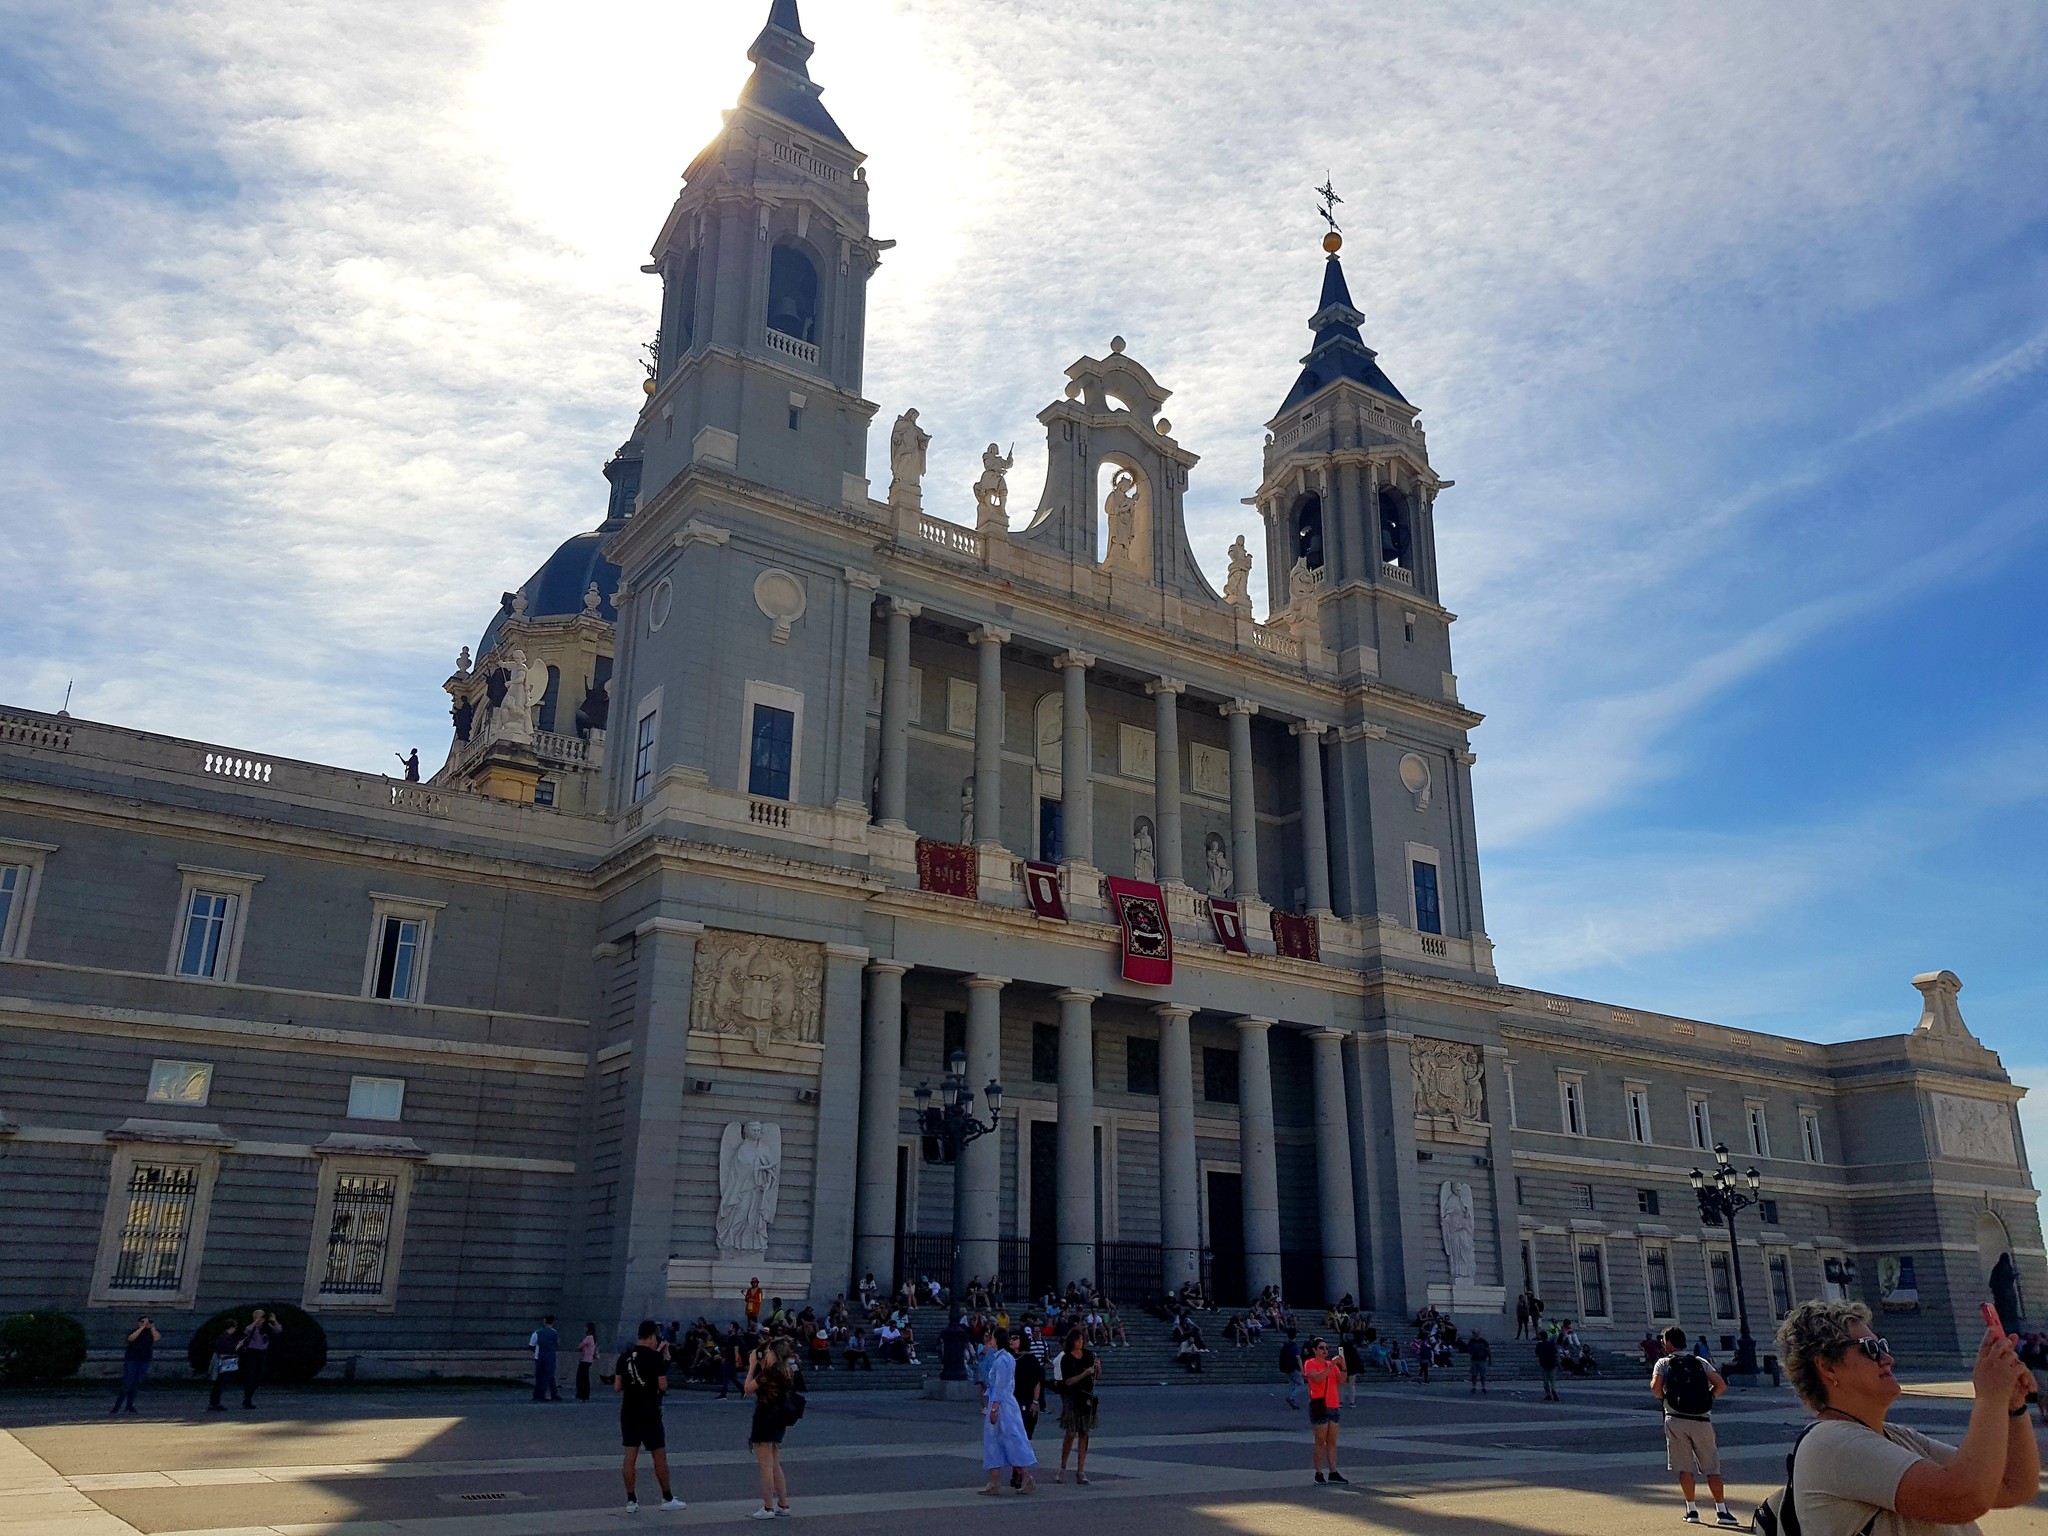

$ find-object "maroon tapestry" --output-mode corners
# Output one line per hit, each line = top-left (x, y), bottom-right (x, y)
(1209, 898), (1250, 954)
(1023, 860), (1067, 921)
(916, 839), (978, 900)
(1271, 909), (1320, 962)
(1105, 876), (1173, 986)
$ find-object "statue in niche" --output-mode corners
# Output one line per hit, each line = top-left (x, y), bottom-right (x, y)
(1204, 832), (1231, 898)
(960, 777), (976, 845)
(973, 442), (1013, 534)
(1438, 1180), (1477, 1285)
(716, 1120), (782, 1256)
(1104, 469), (1139, 565)
(888, 408), (930, 511)
(1224, 535), (1254, 610)
(1133, 816), (1156, 882)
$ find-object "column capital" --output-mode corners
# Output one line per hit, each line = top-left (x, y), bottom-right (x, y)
(866, 959), (912, 977)
(843, 567), (882, 592)
(823, 942), (870, 962)
(1289, 719), (1330, 738)
(1055, 650), (1095, 671)
(1232, 1015), (1276, 1035)
(1144, 677), (1186, 697)
(970, 624), (1011, 646)
(965, 973), (1010, 991)
(1054, 988), (1101, 1005)
(884, 596), (923, 619)
(1151, 1003), (1195, 1021)
(1220, 698), (1260, 718)
(1305, 1025), (1350, 1043)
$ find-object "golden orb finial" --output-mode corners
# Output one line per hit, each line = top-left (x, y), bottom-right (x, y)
(1323, 231), (1343, 254)
(642, 376), (656, 396)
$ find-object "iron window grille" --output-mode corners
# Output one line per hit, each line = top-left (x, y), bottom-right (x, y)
(111, 1163), (198, 1292)
(320, 1172), (399, 1296)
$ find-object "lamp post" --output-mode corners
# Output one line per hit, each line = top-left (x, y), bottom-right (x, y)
(1690, 1143), (1763, 1376)
(914, 1048), (1004, 1316)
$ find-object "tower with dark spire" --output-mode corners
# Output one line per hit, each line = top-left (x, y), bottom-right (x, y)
(633, 0), (890, 514)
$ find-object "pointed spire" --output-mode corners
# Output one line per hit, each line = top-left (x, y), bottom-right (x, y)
(739, 0), (851, 145)
(1275, 228), (1407, 414)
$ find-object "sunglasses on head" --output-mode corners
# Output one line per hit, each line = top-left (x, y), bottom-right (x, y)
(1854, 1337), (1891, 1362)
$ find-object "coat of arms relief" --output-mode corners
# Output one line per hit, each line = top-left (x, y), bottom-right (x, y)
(687, 931), (824, 1073)
(1411, 1038), (1488, 1141)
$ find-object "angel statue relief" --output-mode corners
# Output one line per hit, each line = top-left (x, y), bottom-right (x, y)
(716, 1120), (782, 1257)
(1224, 535), (1254, 610)
(973, 442), (1013, 534)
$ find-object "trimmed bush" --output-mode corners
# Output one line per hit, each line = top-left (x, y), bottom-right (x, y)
(0, 1311), (89, 1386)
(185, 1303), (328, 1384)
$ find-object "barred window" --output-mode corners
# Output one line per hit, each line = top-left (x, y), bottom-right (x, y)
(111, 1163), (198, 1292)
(320, 1172), (399, 1296)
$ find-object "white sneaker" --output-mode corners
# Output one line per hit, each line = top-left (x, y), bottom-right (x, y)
(626, 1497), (639, 1512)
(751, 1509), (778, 1520)
(661, 1497), (686, 1510)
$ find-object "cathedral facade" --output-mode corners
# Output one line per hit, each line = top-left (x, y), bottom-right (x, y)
(0, 1), (2037, 1373)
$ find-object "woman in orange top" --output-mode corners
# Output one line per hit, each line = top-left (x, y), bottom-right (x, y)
(1302, 1336), (1349, 1484)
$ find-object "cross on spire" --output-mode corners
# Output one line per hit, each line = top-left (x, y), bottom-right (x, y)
(1316, 176), (1343, 235)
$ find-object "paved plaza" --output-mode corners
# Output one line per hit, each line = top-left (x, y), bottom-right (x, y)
(4, 1371), (2044, 1536)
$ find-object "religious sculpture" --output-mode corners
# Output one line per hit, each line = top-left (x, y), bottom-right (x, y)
(689, 931), (824, 1059)
(1224, 535), (1254, 610)
(1104, 468), (1139, 566)
(960, 778), (976, 846)
(1132, 817), (1155, 882)
(973, 442), (1013, 534)
(1410, 1038), (1487, 1130)
(1204, 833), (1231, 898)
(450, 696), (476, 743)
(1438, 1180), (1477, 1285)
(1932, 1093), (2017, 1165)
(715, 1120), (782, 1256)
(498, 647), (534, 743)
(574, 681), (609, 735)
(888, 408), (930, 511)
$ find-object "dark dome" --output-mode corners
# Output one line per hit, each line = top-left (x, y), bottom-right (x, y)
(478, 529), (621, 657)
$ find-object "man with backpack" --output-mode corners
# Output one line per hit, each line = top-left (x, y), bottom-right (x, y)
(1652, 1326), (1736, 1525)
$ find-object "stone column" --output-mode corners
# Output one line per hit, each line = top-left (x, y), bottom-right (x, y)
(877, 598), (919, 828)
(1291, 721), (1332, 916)
(1057, 651), (1095, 869)
(615, 916), (702, 1331)
(853, 960), (909, 1291)
(1307, 1027), (1361, 1304)
(1235, 1016), (1283, 1297)
(957, 974), (1007, 1291)
(808, 943), (869, 1299)
(1055, 989), (1100, 1289)
(1154, 1004), (1201, 1293)
(971, 626), (1009, 850)
(1222, 699), (1260, 901)
(1146, 678), (1185, 885)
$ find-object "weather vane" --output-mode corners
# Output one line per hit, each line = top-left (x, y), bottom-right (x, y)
(1316, 176), (1343, 235)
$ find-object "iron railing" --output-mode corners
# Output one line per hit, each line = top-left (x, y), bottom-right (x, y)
(320, 1172), (399, 1296)
(110, 1163), (197, 1292)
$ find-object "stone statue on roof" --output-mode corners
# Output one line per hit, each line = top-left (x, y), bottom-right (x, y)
(1224, 535), (1254, 611)
(888, 408), (930, 512)
(973, 442), (1013, 534)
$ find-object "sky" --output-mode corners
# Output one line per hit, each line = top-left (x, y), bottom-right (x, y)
(3, 2), (2045, 1139)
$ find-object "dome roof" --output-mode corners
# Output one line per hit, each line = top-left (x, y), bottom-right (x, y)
(477, 529), (621, 658)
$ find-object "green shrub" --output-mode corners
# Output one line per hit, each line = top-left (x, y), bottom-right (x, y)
(0, 1311), (89, 1386)
(185, 1303), (328, 1384)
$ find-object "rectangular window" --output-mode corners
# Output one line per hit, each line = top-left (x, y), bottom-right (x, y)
(747, 705), (795, 800)
(1032, 1022), (1059, 1085)
(1645, 1246), (1675, 1320)
(942, 1010), (966, 1069)
(1759, 1198), (1780, 1226)
(1747, 1102), (1771, 1159)
(1572, 1182), (1594, 1211)
(632, 710), (657, 802)
(1800, 1110), (1824, 1164)
(1576, 1242), (1608, 1318)
(1411, 860), (1442, 935)
(176, 891), (236, 978)
(1709, 1249), (1736, 1320)
(1769, 1252), (1794, 1319)
(1637, 1187), (1660, 1215)
(1626, 1085), (1652, 1144)
(146, 1060), (213, 1107)
(373, 916), (425, 1001)
(347, 1076), (406, 1122)
(1203, 1046), (1240, 1104)
(1689, 1095), (1712, 1151)
(1559, 1074), (1585, 1136)
(0, 864), (19, 954)
(320, 1171), (400, 1296)
(1125, 1036), (1159, 1096)
(533, 779), (556, 807)
(110, 1162), (199, 1294)
(1037, 798), (1064, 863)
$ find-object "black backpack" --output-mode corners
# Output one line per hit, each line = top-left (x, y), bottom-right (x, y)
(1751, 1425), (1875, 1536)
(1662, 1354), (1716, 1419)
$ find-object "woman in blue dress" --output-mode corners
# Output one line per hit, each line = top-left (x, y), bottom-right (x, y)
(979, 1327), (1038, 1494)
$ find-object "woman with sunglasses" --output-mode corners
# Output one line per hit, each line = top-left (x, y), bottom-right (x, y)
(1301, 1336), (1349, 1485)
(1776, 1300), (2038, 1534)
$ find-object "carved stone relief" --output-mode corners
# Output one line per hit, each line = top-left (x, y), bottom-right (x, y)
(687, 931), (824, 1072)
(1411, 1038), (1487, 1133)
(1931, 1092), (2016, 1166)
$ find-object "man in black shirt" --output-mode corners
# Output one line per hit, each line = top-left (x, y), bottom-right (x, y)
(615, 1321), (684, 1512)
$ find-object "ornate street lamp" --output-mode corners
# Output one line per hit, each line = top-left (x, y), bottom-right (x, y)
(914, 1049), (1004, 1313)
(1691, 1142), (1763, 1375)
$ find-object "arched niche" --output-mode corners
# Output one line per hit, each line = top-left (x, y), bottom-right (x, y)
(1095, 454), (1153, 573)
(766, 242), (821, 347)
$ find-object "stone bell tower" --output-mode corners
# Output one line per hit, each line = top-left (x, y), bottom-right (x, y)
(635, 0), (893, 515)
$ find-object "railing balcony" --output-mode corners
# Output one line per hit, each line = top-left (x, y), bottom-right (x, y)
(1381, 561), (1414, 587)
(917, 515), (982, 559)
(1250, 625), (1301, 662)
(531, 729), (588, 765)
(763, 326), (820, 368)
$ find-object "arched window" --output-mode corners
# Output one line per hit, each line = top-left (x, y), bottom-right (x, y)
(766, 244), (819, 345)
(675, 249), (701, 355)
(1293, 494), (1324, 570)
(1379, 487), (1413, 569)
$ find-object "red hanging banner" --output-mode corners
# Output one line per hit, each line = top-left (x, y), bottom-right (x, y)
(1022, 861), (1067, 921)
(915, 839), (978, 900)
(1105, 876), (1173, 986)
(1209, 898), (1250, 954)
(1271, 909), (1320, 962)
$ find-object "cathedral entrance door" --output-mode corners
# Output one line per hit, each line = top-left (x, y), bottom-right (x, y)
(1207, 1170), (1246, 1306)
(1029, 1121), (1058, 1297)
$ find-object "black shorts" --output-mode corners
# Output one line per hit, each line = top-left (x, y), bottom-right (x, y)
(1308, 1401), (1340, 1426)
(621, 1411), (666, 1451)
